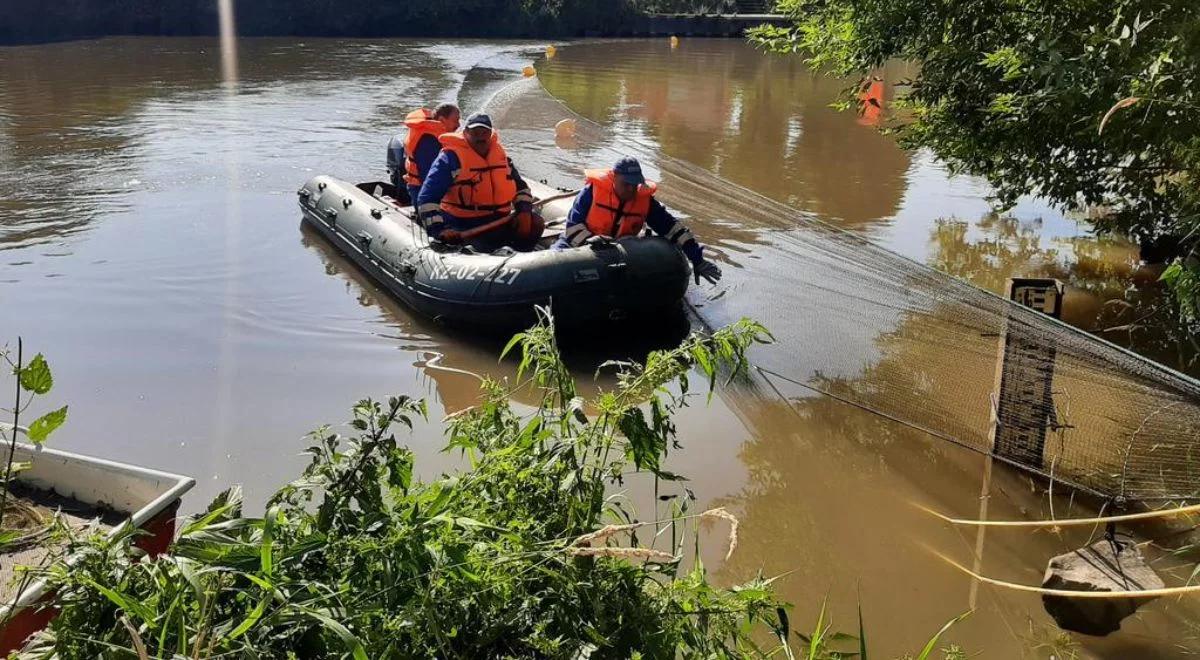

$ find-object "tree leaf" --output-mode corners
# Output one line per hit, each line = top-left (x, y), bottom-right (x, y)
(19, 353), (52, 394)
(27, 405), (67, 444)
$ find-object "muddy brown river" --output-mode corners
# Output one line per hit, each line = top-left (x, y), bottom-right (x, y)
(2, 37), (1197, 656)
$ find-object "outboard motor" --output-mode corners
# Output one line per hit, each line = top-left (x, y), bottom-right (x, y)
(385, 133), (406, 190)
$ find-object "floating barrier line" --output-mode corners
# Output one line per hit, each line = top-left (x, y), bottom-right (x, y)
(915, 501), (1200, 528)
(925, 544), (1200, 598)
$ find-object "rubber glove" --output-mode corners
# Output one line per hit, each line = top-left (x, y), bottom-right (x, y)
(693, 259), (722, 284)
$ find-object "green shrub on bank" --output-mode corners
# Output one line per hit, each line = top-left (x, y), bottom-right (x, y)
(21, 314), (800, 658)
(751, 0), (1200, 325)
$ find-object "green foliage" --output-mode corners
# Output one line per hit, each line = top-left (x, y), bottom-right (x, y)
(2, 346), (67, 448)
(17, 354), (52, 395)
(3, 342), (67, 539)
(22, 314), (800, 659)
(750, 0), (1200, 323)
(25, 406), (67, 445)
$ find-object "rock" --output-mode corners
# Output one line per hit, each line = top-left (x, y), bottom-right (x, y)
(1042, 538), (1164, 636)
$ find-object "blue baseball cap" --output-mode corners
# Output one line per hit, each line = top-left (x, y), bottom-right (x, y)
(613, 157), (645, 185)
(465, 113), (493, 130)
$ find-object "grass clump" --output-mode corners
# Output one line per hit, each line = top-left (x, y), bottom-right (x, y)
(20, 313), (796, 659)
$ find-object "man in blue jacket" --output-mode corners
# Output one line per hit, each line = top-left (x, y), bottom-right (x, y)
(416, 113), (537, 252)
(386, 103), (460, 203)
(554, 157), (722, 284)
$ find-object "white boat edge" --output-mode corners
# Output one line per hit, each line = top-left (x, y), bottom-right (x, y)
(0, 423), (196, 624)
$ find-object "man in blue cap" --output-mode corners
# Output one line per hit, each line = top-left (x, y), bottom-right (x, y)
(554, 157), (722, 284)
(416, 113), (539, 252)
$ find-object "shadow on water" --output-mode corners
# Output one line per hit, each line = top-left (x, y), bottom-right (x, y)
(297, 221), (693, 405)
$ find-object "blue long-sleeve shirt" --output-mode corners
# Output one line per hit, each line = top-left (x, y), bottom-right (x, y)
(415, 149), (532, 237)
(387, 133), (442, 188)
(553, 184), (703, 263)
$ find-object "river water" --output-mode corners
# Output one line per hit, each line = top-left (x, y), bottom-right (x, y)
(2, 37), (1197, 657)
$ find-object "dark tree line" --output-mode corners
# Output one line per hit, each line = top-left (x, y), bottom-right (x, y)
(0, 0), (641, 44)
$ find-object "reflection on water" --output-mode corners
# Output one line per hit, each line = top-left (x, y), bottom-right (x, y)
(538, 39), (1200, 377)
(3, 36), (1199, 657)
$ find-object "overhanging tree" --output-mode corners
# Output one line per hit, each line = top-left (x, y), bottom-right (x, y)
(750, 0), (1200, 322)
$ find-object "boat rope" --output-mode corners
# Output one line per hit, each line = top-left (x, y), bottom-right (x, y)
(914, 501), (1200, 528)
(423, 351), (484, 382)
(926, 544), (1200, 598)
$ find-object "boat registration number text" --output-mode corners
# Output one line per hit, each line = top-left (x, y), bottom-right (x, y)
(429, 264), (522, 285)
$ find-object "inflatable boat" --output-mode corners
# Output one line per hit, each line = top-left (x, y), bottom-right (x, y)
(297, 175), (691, 329)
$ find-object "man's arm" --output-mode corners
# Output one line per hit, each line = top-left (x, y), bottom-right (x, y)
(416, 150), (458, 238)
(509, 158), (533, 212)
(559, 185), (596, 247)
(645, 198), (703, 264)
(411, 133), (443, 182)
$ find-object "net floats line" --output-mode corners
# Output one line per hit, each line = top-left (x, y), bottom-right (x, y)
(914, 501), (1200, 528)
(926, 545), (1200, 598)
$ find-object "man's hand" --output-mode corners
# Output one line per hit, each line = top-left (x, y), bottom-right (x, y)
(438, 229), (463, 244)
(693, 259), (722, 284)
(512, 210), (545, 241)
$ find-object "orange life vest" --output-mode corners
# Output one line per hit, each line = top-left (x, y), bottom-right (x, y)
(438, 131), (518, 219)
(403, 109), (448, 186)
(584, 169), (658, 238)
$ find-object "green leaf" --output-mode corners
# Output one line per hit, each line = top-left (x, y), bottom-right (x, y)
(915, 611), (971, 660)
(0, 529), (19, 552)
(19, 353), (52, 394)
(293, 606), (368, 660)
(858, 601), (867, 660)
(227, 589), (271, 641)
(261, 505), (279, 577)
(808, 598), (827, 660)
(27, 405), (67, 444)
(84, 578), (155, 622)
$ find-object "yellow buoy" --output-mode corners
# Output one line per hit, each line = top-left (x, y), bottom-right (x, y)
(523, 65), (536, 78)
(546, 45), (557, 58)
(669, 35), (679, 48)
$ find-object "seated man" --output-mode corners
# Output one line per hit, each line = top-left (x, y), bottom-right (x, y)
(387, 103), (460, 202)
(416, 113), (540, 252)
(554, 157), (722, 284)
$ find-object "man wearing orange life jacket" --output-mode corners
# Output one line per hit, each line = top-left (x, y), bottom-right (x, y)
(554, 157), (722, 284)
(386, 103), (460, 203)
(416, 113), (537, 252)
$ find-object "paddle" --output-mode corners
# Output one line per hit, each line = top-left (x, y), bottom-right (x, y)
(456, 189), (580, 240)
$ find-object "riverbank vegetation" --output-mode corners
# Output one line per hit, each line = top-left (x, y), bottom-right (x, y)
(7, 315), (971, 658)
(751, 0), (1200, 327)
(19, 315), (800, 657)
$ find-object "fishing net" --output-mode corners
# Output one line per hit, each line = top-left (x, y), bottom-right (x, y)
(482, 76), (1200, 503)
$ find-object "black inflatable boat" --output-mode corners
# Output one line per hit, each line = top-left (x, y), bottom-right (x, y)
(297, 175), (691, 329)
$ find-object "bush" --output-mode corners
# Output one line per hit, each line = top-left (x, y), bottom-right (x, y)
(750, 0), (1200, 325)
(21, 313), (796, 658)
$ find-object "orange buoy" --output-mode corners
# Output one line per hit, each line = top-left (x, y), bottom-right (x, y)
(546, 45), (557, 58)
(555, 118), (577, 139)
(523, 65), (536, 77)
(669, 35), (679, 48)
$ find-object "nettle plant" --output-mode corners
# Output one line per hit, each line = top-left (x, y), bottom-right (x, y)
(23, 313), (808, 659)
(2, 339), (68, 547)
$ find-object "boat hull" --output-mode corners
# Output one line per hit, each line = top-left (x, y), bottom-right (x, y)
(297, 176), (691, 331)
